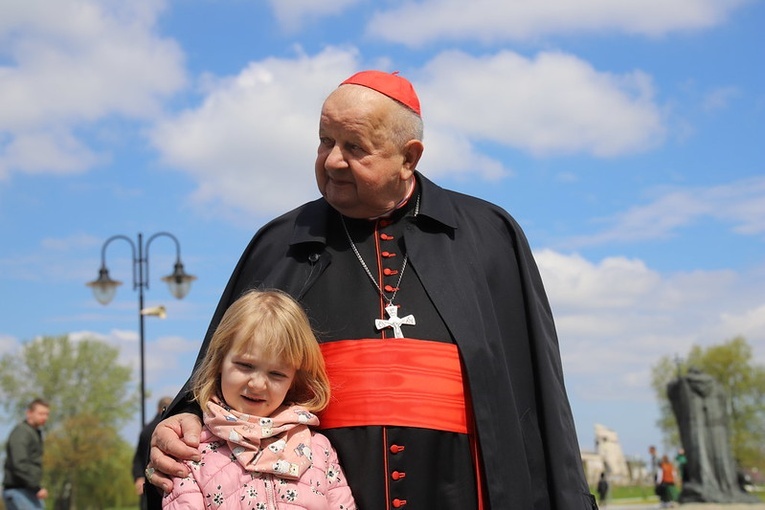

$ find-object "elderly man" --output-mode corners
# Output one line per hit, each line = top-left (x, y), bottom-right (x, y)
(147, 70), (596, 509)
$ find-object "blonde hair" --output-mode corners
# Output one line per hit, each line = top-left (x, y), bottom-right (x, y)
(191, 289), (330, 413)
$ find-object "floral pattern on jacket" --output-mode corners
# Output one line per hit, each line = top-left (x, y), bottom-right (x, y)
(162, 409), (356, 509)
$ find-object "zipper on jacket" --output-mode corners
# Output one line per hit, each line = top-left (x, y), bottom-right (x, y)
(264, 476), (277, 510)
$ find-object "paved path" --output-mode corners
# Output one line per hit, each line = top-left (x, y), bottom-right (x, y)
(606, 503), (765, 510)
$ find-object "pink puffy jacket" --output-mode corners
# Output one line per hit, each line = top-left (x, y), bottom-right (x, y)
(162, 428), (357, 509)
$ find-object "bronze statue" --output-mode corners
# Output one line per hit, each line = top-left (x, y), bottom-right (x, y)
(667, 367), (758, 503)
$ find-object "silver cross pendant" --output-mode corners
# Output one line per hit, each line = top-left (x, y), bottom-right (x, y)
(375, 304), (416, 338)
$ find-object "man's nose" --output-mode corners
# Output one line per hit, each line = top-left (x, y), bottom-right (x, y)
(324, 145), (347, 170)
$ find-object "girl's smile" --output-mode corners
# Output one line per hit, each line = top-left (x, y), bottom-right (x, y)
(220, 339), (297, 417)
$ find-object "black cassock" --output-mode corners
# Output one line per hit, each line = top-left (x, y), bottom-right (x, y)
(153, 173), (597, 510)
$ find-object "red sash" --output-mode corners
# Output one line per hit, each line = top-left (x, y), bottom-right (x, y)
(318, 338), (468, 433)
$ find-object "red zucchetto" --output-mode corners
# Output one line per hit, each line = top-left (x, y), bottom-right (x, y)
(340, 70), (421, 116)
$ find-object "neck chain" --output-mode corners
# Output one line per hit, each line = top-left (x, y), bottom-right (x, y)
(340, 194), (420, 338)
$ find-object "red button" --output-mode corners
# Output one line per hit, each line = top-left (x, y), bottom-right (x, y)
(383, 268), (398, 276)
(393, 499), (407, 508)
(390, 444), (405, 454)
(380, 233), (394, 240)
(384, 285), (398, 293)
(381, 251), (397, 258)
(391, 471), (406, 480)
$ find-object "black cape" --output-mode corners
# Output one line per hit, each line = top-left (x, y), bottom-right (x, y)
(159, 173), (596, 509)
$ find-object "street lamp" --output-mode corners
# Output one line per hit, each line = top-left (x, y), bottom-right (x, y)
(87, 232), (196, 426)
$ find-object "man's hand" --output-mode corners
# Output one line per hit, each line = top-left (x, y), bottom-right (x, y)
(36, 488), (48, 500)
(134, 476), (145, 495)
(145, 412), (203, 493)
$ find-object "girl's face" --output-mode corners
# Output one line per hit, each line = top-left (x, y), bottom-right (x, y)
(220, 337), (297, 417)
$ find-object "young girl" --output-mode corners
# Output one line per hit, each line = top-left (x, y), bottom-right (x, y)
(162, 289), (356, 509)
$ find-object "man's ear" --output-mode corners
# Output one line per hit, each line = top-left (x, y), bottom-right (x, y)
(402, 139), (424, 175)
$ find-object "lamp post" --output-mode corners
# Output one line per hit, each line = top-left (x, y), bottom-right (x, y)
(87, 232), (196, 427)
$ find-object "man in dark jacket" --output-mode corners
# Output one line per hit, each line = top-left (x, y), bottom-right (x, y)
(146, 70), (597, 509)
(3, 398), (50, 510)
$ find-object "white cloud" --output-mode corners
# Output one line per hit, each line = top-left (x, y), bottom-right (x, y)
(0, 335), (18, 356)
(149, 46), (360, 220)
(265, 0), (362, 31)
(420, 50), (665, 159)
(535, 251), (663, 309)
(40, 233), (102, 252)
(417, 129), (511, 180)
(716, 304), (765, 355)
(535, 249), (764, 402)
(150, 47), (665, 217)
(0, 0), (186, 179)
(366, 0), (751, 46)
(567, 176), (765, 247)
(702, 86), (740, 112)
(0, 130), (103, 177)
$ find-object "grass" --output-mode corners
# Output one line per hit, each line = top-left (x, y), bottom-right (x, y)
(593, 484), (765, 504)
(590, 484), (659, 502)
(611, 484), (660, 500)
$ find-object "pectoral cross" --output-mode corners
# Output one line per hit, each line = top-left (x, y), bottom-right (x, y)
(375, 304), (416, 338)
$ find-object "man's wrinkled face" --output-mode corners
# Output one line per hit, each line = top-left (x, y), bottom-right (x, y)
(315, 86), (413, 219)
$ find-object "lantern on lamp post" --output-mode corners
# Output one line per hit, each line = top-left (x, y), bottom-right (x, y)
(87, 232), (195, 426)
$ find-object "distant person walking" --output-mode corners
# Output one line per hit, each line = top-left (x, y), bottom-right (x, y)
(674, 448), (688, 484)
(133, 396), (173, 510)
(657, 455), (676, 508)
(597, 472), (609, 506)
(3, 398), (50, 510)
(648, 445), (659, 482)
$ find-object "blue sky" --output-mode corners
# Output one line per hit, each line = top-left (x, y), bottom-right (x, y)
(1, 0), (763, 461)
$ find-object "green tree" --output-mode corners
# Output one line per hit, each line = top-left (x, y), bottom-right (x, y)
(650, 355), (682, 450)
(650, 336), (765, 469)
(45, 414), (137, 509)
(0, 334), (140, 509)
